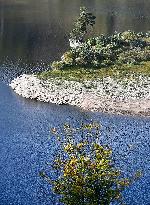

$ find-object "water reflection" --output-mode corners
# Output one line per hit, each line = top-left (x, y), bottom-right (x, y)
(0, 0), (150, 64)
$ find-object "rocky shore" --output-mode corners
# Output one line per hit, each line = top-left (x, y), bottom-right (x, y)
(9, 74), (150, 117)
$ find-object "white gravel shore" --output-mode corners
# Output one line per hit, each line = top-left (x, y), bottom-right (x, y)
(9, 74), (150, 117)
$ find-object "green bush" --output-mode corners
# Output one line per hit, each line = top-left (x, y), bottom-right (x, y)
(61, 51), (74, 65)
(70, 31), (150, 68)
(51, 61), (65, 70)
(50, 7), (150, 70)
(40, 122), (141, 205)
(120, 31), (138, 42)
(52, 29), (150, 70)
(70, 7), (96, 42)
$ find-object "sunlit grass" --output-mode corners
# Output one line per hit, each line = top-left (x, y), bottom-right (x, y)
(38, 61), (150, 82)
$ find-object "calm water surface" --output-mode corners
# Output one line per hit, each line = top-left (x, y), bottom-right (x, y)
(0, 0), (150, 204)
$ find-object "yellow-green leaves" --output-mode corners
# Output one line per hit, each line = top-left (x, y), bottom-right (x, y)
(41, 122), (141, 205)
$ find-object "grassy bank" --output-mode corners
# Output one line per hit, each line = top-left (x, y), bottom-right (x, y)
(38, 61), (150, 82)
(38, 8), (150, 86)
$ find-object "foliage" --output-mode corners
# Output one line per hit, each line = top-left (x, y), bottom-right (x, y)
(70, 7), (96, 42)
(40, 122), (141, 205)
(120, 31), (138, 42)
(61, 51), (75, 65)
(39, 61), (150, 82)
(51, 61), (65, 70)
(50, 6), (150, 70)
(51, 30), (150, 70)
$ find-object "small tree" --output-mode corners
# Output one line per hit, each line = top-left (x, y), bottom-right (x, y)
(70, 7), (96, 43)
(40, 122), (141, 205)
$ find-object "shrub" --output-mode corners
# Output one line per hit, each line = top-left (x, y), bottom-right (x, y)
(70, 7), (96, 43)
(52, 30), (150, 70)
(50, 7), (150, 70)
(120, 31), (138, 42)
(51, 61), (65, 70)
(118, 47), (150, 65)
(61, 51), (74, 65)
(40, 122), (141, 205)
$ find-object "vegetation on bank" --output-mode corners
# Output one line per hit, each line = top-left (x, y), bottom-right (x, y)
(38, 7), (150, 82)
(51, 30), (150, 71)
(40, 122), (141, 205)
(38, 61), (150, 82)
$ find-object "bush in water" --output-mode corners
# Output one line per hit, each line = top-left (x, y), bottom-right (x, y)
(40, 122), (141, 205)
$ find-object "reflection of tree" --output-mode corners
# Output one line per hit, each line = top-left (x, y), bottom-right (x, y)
(25, 22), (68, 63)
(119, 1), (149, 32)
(0, 7), (4, 38)
(0, 4), (4, 55)
(106, 12), (116, 34)
(95, 0), (150, 34)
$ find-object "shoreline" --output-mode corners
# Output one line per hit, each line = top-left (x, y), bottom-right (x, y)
(9, 74), (150, 117)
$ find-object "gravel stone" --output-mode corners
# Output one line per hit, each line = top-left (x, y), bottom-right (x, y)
(9, 74), (150, 116)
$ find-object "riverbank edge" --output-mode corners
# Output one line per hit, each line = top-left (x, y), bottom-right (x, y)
(9, 74), (150, 117)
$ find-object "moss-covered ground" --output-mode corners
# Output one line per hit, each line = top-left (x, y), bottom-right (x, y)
(38, 61), (150, 82)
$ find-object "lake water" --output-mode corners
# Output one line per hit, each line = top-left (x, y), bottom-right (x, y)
(0, 0), (150, 205)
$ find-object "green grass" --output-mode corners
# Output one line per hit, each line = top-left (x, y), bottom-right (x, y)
(38, 61), (150, 82)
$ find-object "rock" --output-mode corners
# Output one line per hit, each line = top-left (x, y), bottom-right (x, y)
(69, 39), (82, 48)
(9, 74), (150, 117)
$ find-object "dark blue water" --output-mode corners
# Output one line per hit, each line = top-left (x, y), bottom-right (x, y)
(0, 81), (150, 205)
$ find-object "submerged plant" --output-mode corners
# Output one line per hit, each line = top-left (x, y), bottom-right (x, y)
(40, 122), (141, 205)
